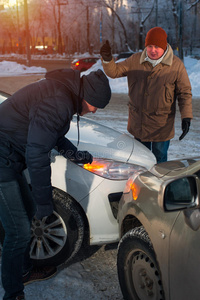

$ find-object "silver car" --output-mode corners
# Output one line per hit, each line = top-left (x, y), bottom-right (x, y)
(0, 91), (156, 267)
(117, 157), (200, 300)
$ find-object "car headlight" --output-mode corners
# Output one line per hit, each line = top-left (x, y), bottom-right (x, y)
(80, 158), (147, 180)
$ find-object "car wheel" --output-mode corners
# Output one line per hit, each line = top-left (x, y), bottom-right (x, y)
(31, 188), (85, 266)
(117, 226), (165, 300)
(0, 188), (85, 267)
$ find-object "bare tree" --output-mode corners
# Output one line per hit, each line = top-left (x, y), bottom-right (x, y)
(48, 0), (65, 54)
(29, 0), (48, 53)
(187, 0), (200, 53)
(0, 5), (18, 53)
(0, 0), (199, 56)
(102, 0), (128, 51)
(139, 0), (156, 49)
(171, 0), (179, 47)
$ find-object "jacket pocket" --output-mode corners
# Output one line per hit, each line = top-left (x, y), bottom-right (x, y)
(128, 102), (138, 113)
(165, 83), (175, 104)
(148, 108), (174, 127)
(149, 107), (175, 117)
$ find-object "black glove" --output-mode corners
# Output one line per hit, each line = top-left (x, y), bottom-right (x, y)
(35, 203), (54, 220)
(100, 40), (112, 62)
(71, 150), (93, 164)
(179, 118), (191, 140)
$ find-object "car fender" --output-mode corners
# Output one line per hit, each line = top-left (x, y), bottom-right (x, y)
(51, 155), (123, 244)
(118, 174), (180, 300)
(50, 155), (104, 202)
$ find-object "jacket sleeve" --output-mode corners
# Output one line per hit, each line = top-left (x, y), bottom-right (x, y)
(55, 136), (78, 159)
(176, 61), (193, 120)
(101, 57), (130, 78)
(26, 96), (73, 207)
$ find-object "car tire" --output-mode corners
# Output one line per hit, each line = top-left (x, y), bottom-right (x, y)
(0, 188), (85, 267)
(117, 226), (165, 300)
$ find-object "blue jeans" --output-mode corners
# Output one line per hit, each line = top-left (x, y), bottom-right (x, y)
(0, 170), (36, 300)
(136, 139), (170, 163)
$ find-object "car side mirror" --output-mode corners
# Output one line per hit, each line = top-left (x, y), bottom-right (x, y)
(159, 175), (199, 212)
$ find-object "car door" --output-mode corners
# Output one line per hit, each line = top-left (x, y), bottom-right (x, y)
(168, 209), (200, 299)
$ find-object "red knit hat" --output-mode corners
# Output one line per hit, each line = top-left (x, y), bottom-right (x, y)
(145, 27), (167, 50)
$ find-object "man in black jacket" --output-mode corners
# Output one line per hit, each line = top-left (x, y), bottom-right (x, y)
(0, 68), (111, 300)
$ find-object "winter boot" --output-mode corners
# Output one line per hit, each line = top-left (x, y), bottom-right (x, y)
(23, 266), (57, 285)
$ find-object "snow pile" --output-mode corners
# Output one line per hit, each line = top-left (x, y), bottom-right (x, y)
(0, 55), (199, 97)
(83, 59), (129, 94)
(184, 56), (200, 98)
(0, 60), (46, 76)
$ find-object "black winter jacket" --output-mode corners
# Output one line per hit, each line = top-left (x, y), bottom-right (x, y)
(0, 69), (83, 211)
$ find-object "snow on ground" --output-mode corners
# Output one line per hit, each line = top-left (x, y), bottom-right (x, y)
(184, 56), (200, 98)
(0, 262), (110, 300)
(0, 55), (199, 97)
(0, 60), (46, 76)
(0, 55), (200, 299)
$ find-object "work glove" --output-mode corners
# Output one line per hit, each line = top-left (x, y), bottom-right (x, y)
(71, 150), (93, 164)
(35, 203), (54, 220)
(179, 118), (191, 140)
(100, 40), (112, 62)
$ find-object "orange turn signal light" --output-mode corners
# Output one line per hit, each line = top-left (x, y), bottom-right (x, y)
(126, 178), (140, 200)
(131, 182), (140, 200)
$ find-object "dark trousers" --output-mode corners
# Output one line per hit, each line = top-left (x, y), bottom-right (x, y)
(0, 172), (36, 300)
(0, 140), (36, 299)
(136, 139), (170, 163)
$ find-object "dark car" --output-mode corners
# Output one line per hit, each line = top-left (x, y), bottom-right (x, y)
(71, 57), (99, 72)
(117, 157), (200, 300)
(116, 52), (134, 61)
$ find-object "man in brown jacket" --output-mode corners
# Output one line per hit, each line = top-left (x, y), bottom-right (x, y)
(100, 27), (193, 163)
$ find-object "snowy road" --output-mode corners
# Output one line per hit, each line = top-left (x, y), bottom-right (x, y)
(87, 93), (200, 160)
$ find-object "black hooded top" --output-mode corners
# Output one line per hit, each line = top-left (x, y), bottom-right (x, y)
(0, 69), (83, 214)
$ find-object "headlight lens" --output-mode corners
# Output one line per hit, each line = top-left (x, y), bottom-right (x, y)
(80, 158), (147, 180)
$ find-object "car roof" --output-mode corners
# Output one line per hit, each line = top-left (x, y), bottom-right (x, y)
(72, 57), (99, 63)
